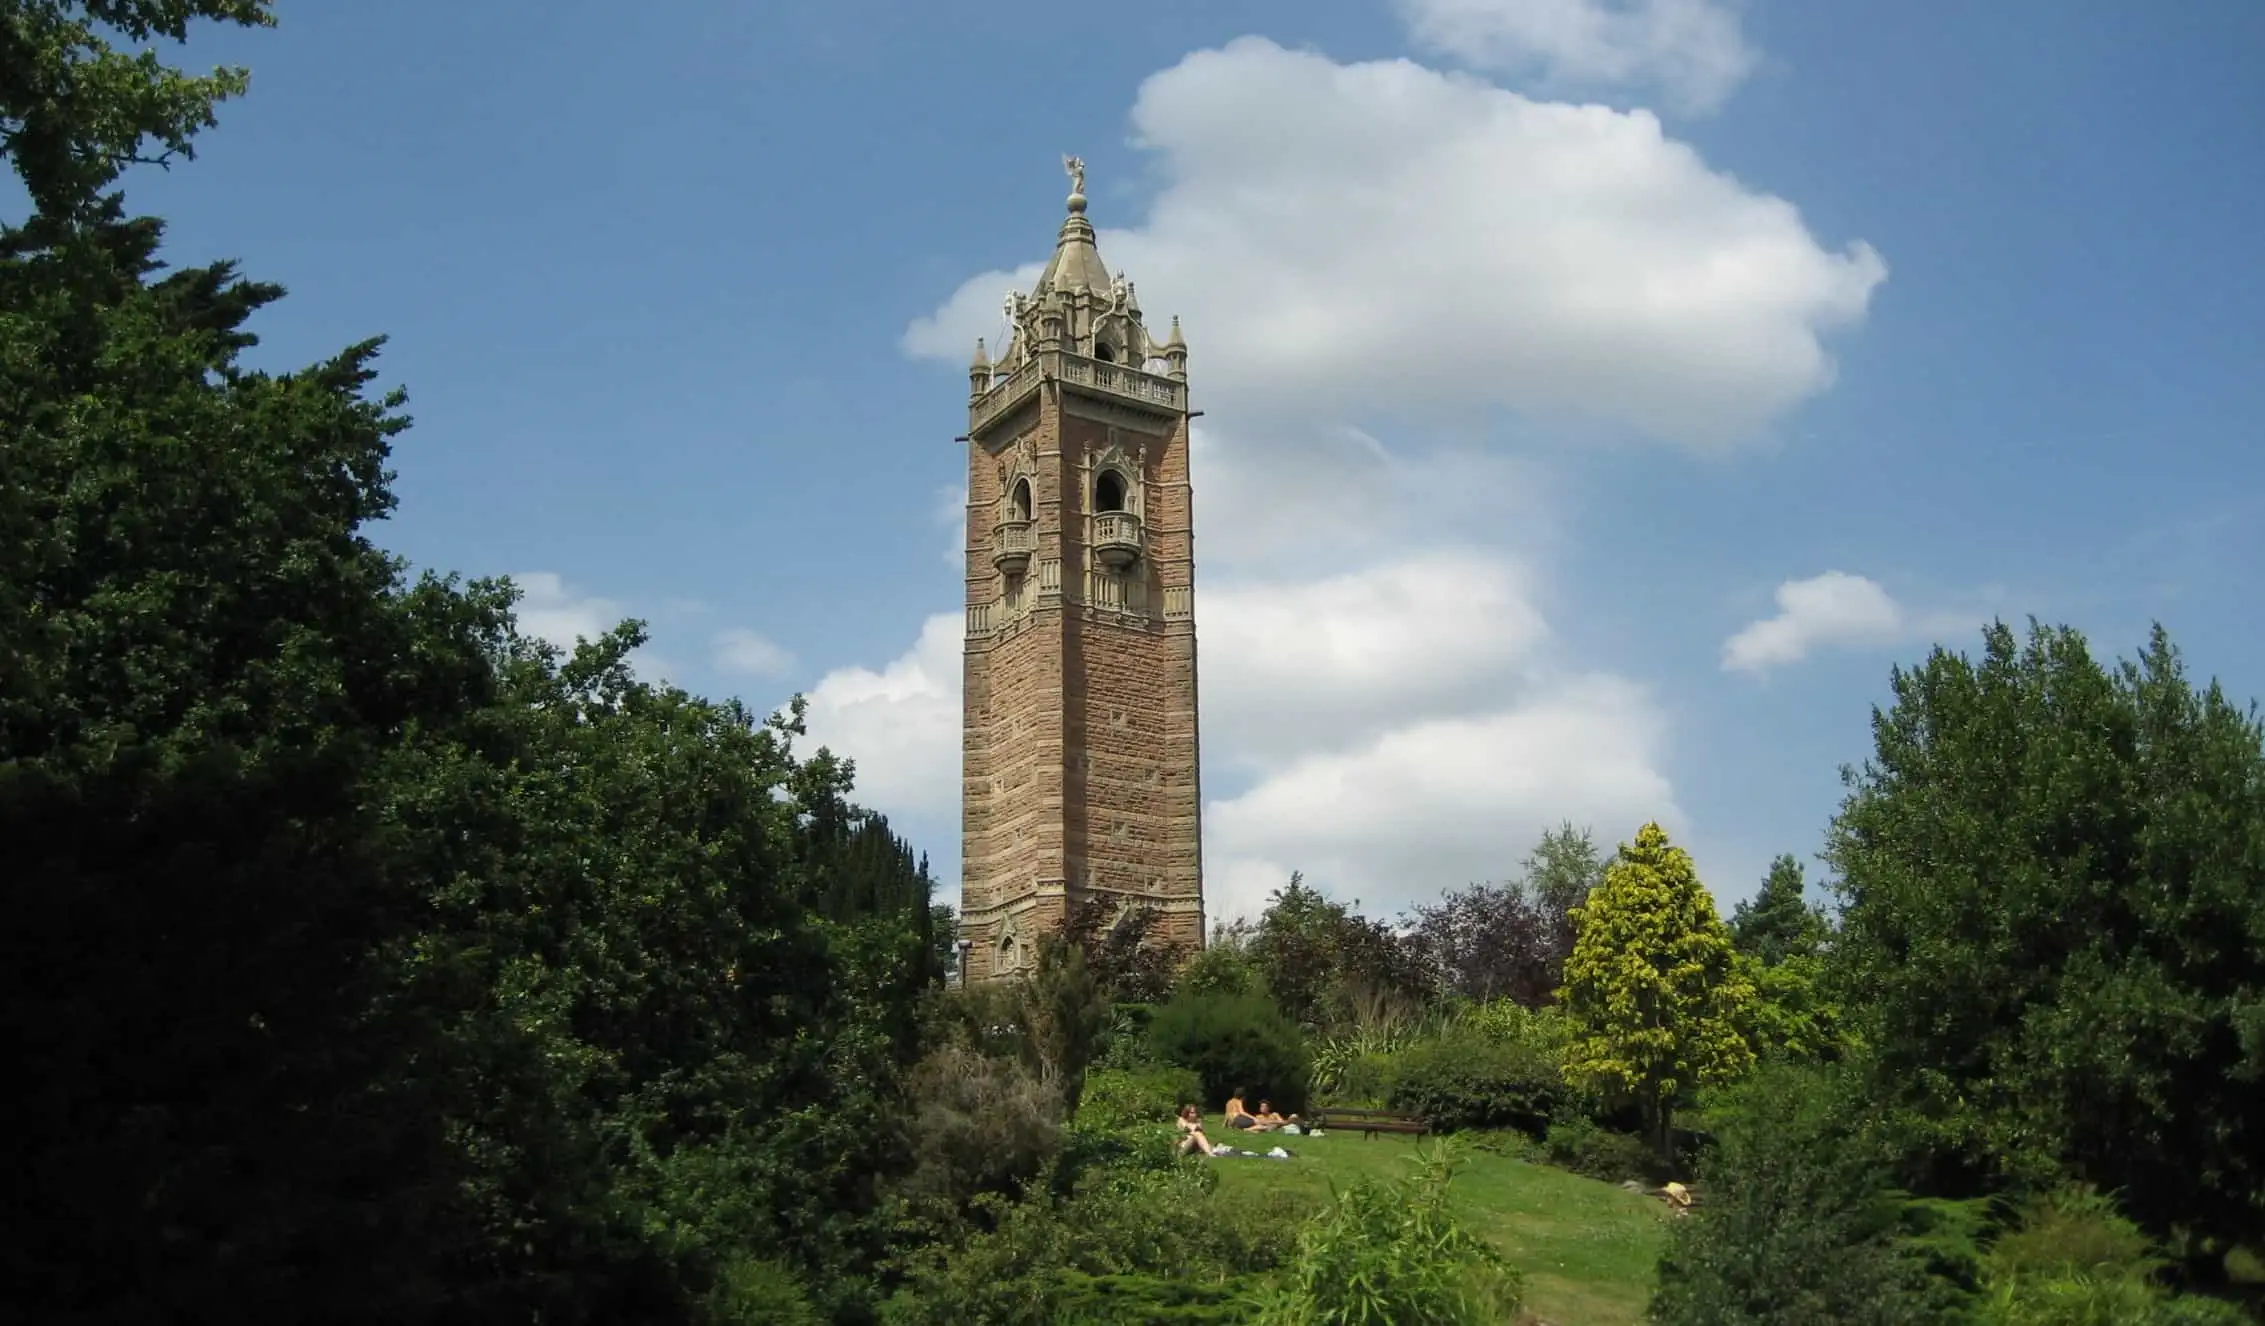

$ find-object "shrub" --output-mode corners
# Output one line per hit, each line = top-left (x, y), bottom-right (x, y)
(1387, 1030), (1566, 1135)
(702, 1257), (823, 1326)
(879, 1158), (1295, 1325)
(1091, 1002), (1160, 1069)
(1175, 940), (1265, 999)
(1251, 1143), (1522, 1326)
(892, 1045), (1062, 1209)
(1974, 1187), (2253, 1326)
(1149, 992), (1311, 1113)
(1317, 1050), (1395, 1108)
(1647, 1064), (1967, 1325)
(1077, 1065), (1205, 1133)
(1542, 1118), (1659, 1184)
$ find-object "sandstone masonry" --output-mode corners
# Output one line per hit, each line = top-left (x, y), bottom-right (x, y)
(956, 158), (1205, 981)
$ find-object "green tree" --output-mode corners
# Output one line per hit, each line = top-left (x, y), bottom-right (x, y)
(1827, 620), (2265, 1257)
(1560, 823), (1756, 1159)
(1729, 854), (1828, 966)
(1649, 1065), (1970, 1326)
(2, 8), (940, 1314)
(1735, 953), (1846, 1064)
(0, 0), (272, 218)
(1249, 873), (1425, 1030)
(1524, 819), (1607, 949)
(1022, 931), (1110, 1113)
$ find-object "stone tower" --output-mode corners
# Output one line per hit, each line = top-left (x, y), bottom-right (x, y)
(956, 157), (1205, 982)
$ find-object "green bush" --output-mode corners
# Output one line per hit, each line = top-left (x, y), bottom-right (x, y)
(1045, 1271), (1253, 1324)
(1387, 1030), (1566, 1135)
(1542, 1117), (1660, 1183)
(1974, 1188), (2252, 1326)
(1149, 992), (1311, 1113)
(891, 1045), (1063, 1209)
(880, 1159), (1295, 1325)
(1647, 1064), (1968, 1325)
(702, 1257), (823, 1326)
(1250, 1143), (1521, 1326)
(1077, 1065), (1204, 1133)
(1091, 1002), (1161, 1069)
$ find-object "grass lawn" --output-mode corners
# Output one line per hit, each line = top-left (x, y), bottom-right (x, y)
(1202, 1117), (1670, 1326)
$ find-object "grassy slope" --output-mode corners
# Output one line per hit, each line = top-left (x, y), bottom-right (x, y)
(1203, 1119), (1670, 1326)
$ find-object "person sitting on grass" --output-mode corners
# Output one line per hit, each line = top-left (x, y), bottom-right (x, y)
(1253, 1100), (1300, 1131)
(1225, 1088), (1262, 1130)
(1175, 1103), (1215, 1157)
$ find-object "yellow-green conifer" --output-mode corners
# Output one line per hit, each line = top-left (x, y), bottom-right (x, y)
(1559, 822), (1755, 1158)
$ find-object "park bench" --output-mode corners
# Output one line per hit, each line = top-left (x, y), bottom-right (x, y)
(1309, 1107), (1429, 1140)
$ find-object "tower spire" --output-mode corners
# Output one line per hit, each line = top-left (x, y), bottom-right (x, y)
(1034, 153), (1112, 296)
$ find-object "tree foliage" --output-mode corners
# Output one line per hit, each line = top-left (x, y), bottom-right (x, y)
(0, 15), (944, 1315)
(1827, 621), (2265, 1250)
(1649, 1065), (1970, 1326)
(1560, 823), (1755, 1156)
(1405, 823), (1604, 1007)
(1729, 854), (1828, 967)
(1063, 894), (1186, 1004)
(1250, 872), (1426, 1030)
(0, 0), (274, 218)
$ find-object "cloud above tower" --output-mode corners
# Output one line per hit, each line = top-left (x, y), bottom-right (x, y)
(817, 32), (1889, 923)
(905, 36), (1884, 450)
(1393, 0), (1761, 115)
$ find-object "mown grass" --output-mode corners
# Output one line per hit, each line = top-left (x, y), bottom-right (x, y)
(1202, 1118), (1670, 1325)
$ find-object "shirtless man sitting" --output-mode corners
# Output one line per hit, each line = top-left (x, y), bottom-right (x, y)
(1252, 1100), (1301, 1131)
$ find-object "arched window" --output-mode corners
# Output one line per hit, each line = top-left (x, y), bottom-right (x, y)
(1095, 469), (1127, 513)
(1092, 340), (1117, 363)
(1010, 477), (1032, 523)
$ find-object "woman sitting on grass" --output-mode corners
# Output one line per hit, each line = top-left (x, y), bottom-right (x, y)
(1175, 1104), (1215, 1157)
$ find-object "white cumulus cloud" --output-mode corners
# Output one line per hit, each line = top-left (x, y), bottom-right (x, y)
(905, 37), (1882, 449)
(1206, 675), (1681, 924)
(712, 628), (794, 679)
(799, 612), (963, 823)
(1199, 551), (1550, 767)
(1722, 570), (1970, 675)
(1395, 0), (1759, 114)
(827, 34), (1888, 926)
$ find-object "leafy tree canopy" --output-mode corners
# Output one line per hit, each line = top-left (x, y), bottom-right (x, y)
(1729, 854), (1828, 967)
(1827, 620), (2265, 1251)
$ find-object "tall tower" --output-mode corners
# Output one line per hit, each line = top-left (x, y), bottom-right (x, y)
(957, 157), (1204, 981)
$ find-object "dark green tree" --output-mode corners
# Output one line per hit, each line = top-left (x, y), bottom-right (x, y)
(1729, 855), (1828, 967)
(2, 8), (939, 1317)
(1250, 873), (1425, 1030)
(0, 0), (272, 218)
(1648, 1066), (1970, 1325)
(1828, 620), (2265, 1257)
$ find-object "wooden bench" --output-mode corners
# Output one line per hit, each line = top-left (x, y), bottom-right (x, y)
(1310, 1108), (1429, 1140)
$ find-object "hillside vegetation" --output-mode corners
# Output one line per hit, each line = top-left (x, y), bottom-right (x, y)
(7, 5), (2265, 1323)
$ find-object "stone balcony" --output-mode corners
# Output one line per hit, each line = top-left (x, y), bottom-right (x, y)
(969, 349), (1187, 437)
(1093, 511), (1143, 570)
(993, 519), (1035, 575)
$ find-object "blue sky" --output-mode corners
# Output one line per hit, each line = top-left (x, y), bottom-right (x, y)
(107, 0), (2265, 922)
